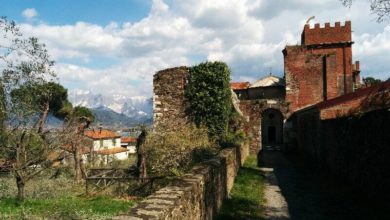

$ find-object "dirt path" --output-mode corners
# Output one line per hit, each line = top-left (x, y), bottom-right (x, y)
(259, 146), (389, 220)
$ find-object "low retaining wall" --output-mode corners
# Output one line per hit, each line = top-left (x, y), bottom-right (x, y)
(115, 143), (249, 220)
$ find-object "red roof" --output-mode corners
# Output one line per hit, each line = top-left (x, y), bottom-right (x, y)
(95, 147), (129, 155)
(84, 129), (120, 139)
(121, 137), (137, 143)
(315, 80), (390, 110)
(230, 82), (250, 90)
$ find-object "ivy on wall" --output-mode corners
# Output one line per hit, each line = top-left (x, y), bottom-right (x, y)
(185, 61), (232, 141)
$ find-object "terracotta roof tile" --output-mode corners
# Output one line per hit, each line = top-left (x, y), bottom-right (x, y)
(230, 82), (250, 90)
(84, 129), (120, 139)
(95, 147), (129, 155)
(121, 137), (137, 143)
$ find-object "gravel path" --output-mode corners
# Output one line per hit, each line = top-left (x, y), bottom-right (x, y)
(260, 166), (290, 220)
(258, 147), (389, 220)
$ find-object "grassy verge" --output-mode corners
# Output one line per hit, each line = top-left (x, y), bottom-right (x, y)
(0, 195), (134, 219)
(0, 174), (135, 219)
(216, 155), (265, 220)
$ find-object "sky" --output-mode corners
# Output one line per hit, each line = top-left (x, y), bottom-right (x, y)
(0, 0), (389, 98)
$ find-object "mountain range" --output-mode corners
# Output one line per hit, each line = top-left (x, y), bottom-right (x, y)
(68, 89), (153, 127)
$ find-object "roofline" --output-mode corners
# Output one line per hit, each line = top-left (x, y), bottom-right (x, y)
(288, 80), (390, 117)
(85, 136), (121, 140)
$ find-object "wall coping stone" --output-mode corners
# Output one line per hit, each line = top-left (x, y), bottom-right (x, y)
(114, 143), (249, 220)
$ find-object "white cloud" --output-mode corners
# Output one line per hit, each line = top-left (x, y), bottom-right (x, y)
(14, 0), (390, 98)
(22, 8), (38, 19)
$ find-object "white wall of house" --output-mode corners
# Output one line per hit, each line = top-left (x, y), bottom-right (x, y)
(92, 138), (121, 151)
(114, 151), (129, 160)
(128, 146), (136, 154)
(121, 142), (137, 154)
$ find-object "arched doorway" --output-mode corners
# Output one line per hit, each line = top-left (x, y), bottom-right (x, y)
(261, 108), (284, 148)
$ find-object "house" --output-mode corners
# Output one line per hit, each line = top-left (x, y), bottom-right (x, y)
(84, 128), (129, 163)
(120, 136), (137, 154)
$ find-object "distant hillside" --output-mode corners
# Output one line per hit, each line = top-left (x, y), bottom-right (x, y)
(68, 89), (153, 119)
(91, 106), (152, 128)
(44, 107), (152, 129)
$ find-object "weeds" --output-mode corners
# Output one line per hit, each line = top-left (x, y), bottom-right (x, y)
(216, 155), (265, 220)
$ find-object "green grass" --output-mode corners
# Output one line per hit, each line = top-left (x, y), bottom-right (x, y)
(0, 195), (134, 219)
(0, 174), (135, 219)
(216, 155), (265, 220)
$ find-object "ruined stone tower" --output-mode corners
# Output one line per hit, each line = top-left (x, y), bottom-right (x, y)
(284, 21), (361, 112)
(153, 67), (189, 126)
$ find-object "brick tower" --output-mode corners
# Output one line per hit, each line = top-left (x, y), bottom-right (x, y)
(284, 21), (361, 112)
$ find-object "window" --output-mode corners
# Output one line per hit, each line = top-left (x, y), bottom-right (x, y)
(112, 139), (116, 146)
(99, 140), (103, 148)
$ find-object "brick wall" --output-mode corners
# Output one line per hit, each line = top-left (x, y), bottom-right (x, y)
(287, 81), (390, 197)
(284, 21), (356, 113)
(115, 143), (249, 220)
(301, 21), (351, 45)
(291, 108), (390, 198)
(284, 46), (325, 112)
(316, 81), (390, 119)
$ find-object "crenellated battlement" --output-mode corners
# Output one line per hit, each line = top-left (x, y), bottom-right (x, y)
(301, 21), (352, 46)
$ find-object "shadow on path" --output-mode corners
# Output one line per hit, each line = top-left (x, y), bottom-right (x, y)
(259, 147), (390, 220)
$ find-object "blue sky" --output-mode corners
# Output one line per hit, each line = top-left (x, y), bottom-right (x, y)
(1, 0), (389, 98)
(0, 0), (151, 25)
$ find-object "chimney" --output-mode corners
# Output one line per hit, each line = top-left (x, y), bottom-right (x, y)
(355, 61), (360, 71)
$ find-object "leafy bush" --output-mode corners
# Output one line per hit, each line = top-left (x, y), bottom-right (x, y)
(222, 129), (246, 148)
(144, 122), (217, 176)
(220, 108), (248, 148)
(185, 61), (232, 141)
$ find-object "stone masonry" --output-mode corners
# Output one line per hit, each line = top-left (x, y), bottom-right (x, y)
(116, 143), (249, 220)
(153, 67), (189, 125)
(238, 100), (289, 153)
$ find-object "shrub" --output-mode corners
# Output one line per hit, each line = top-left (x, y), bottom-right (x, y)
(144, 122), (217, 176)
(185, 61), (232, 141)
(220, 108), (247, 148)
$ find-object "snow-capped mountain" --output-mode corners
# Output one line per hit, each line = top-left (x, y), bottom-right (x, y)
(68, 89), (152, 120)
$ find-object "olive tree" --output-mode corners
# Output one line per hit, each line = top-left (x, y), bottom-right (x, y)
(0, 17), (60, 200)
(58, 106), (95, 182)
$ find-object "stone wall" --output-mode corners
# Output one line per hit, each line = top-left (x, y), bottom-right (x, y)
(115, 143), (249, 220)
(238, 99), (289, 153)
(291, 108), (390, 197)
(153, 67), (189, 125)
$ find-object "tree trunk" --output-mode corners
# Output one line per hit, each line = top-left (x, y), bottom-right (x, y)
(74, 144), (83, 182)
(37, 101), (50, 134)
(16, 174), (25, 201)
(136, 130), (148, 179)
(139, 155), (147, 179)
